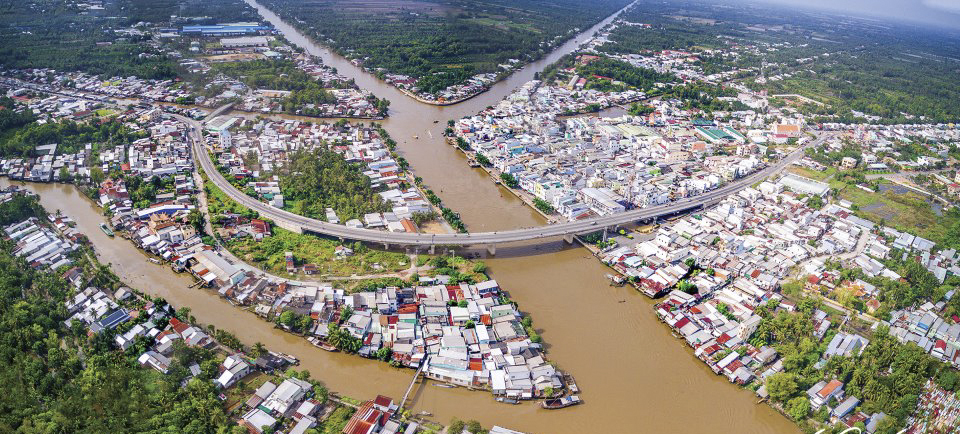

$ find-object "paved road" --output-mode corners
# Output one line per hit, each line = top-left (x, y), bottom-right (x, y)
(183, 113), (827, 247)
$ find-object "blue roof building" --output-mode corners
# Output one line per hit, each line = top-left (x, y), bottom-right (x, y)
(181, 22), (270, 36)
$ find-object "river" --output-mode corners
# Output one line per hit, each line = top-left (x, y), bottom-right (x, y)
(14, 0), (799, 431)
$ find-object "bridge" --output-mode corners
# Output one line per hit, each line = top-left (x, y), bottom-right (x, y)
(182, 112), (825, 252)
(203, 102), (236, 123)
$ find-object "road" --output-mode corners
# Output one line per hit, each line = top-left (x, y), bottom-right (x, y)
(183, 112), (827, 247)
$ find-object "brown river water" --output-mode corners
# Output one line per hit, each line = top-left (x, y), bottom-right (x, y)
(4, 0), (800, 430)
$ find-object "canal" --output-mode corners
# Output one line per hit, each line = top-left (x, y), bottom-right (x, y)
(12, 0), (800, 430)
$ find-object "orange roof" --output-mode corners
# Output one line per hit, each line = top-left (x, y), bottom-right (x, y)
(342, 401), (374, 434)
(818, 379), (843, 398)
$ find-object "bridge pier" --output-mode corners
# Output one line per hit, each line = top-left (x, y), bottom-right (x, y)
(429, 245), (436, 255)
(602, 227), (608, 242)
(486, 244), (496, 256)
(563, 234), (574, 244)
(274, 219), (303, 234)
(383, 242), (390, 250)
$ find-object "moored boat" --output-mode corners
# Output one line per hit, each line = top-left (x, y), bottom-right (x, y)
(496, 397), (520, 405)
(541, 395), (581, 409)
(99, 223), (114, 237)
(307, 337), (339, 352)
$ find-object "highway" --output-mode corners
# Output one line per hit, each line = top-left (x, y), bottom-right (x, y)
(184, 113), (825, 247)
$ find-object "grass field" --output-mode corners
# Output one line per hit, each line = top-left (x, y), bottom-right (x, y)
(226, 229), (410, 278)
(787, 166), (836, 183)
(317, 405), (355, 434)
(836, 181), (959, 244)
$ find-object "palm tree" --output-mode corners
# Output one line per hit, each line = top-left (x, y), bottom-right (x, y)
(327, 325), (343, 349)
(347, 336), (362, 353)
(252, 342), (266, 358)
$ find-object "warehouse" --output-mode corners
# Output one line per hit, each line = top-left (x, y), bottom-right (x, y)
(220, 36), (269, 48)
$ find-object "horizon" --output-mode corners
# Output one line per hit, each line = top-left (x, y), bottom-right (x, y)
(731, 0), (960, 30)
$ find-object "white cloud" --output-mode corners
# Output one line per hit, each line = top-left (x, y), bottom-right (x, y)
(923, 0), (960, 13)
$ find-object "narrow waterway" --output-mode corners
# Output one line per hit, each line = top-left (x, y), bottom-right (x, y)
(240, 2), (798, 433)
(12, 0), (799, 431)
(5, 180), (798, 434)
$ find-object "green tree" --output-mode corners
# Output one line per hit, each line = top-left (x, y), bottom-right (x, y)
(765, 373), (798, 403)
(786, 396), (810, 421)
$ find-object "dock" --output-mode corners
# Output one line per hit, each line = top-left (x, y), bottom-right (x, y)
(398, 362), (426, 410)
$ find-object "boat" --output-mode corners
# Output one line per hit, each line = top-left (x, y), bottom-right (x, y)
(565, 374), (580, 394)
(433, 120), (439, 123)
(418, 411), (432, 417)
(270, 351), (299, 365)
(541, 395), (581, 409)
(606, 273), (625, 286)
(148, 258), (161, 264)
(496, 397), (520, 405)
(433, 383), (457, 388)
(307, 337), (339, 352)
(413, 135), (419, 139)
(99, 223), (114, 237)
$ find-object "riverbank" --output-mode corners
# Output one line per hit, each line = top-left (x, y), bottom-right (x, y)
(445, 136), (560, 226)
(394, 84), (486, 107)
(0, 186), (413, 434)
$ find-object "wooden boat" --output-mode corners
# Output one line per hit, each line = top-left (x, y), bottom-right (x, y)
(541, 395), (581, 409)
(271, 351), (299, 365)
(565, 374), (580, 394)
(99, 223), (114, 237)
(496, 397), (520, 405)
(307, 337), (339, 352)
(433, 383), (457, 388)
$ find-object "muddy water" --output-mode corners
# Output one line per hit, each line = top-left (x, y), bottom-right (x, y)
(240, 2), (797, 432)
(12, 0), (799, 430)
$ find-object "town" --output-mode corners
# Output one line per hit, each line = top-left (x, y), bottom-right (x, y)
(2, 0), (960, 433)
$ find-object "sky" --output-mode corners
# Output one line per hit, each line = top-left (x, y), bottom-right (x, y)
(746, 0), (960, 29)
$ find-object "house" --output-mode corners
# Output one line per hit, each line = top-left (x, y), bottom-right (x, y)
(807, 379), (845, 410)
(262, 377), (312, 414)
(241, 408), (277, 434)
(215, 354), (253, 388)
(832, 396), (860, 419)
(138, 350), (172, 374)
(342, 397), (395, 434)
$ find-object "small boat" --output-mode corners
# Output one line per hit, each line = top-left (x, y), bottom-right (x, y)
(307, 337), (339, 352)
(433, 120), (439, 123)
(541, 395), (581, 409)
(413, 135), (419, 139)
(418, 410), (433, 417)
(271, 351), (299, 365)
(99, 223), (114, 237)
(496, 397), (520, 405)
(434, 383), (457, 388)
(565, 374), (580, 394)
(148, 258), (161, 264)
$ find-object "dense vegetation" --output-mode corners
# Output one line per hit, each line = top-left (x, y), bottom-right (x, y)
(0, 117), (145, 158)
(753, 297), (948, 432)
(0, 194), (238, 433)
(259, 0), (633, 90)
(279, 148), (389, 222)
(601, 0), (960, 123)
(210, 59), (389, 116)
(576, 57), (673, 92)
(0, 0), (178, 79)
(0, 97), (36, 138)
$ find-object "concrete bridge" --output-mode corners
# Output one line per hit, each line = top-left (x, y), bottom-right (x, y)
(182, 113), (825, 253)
